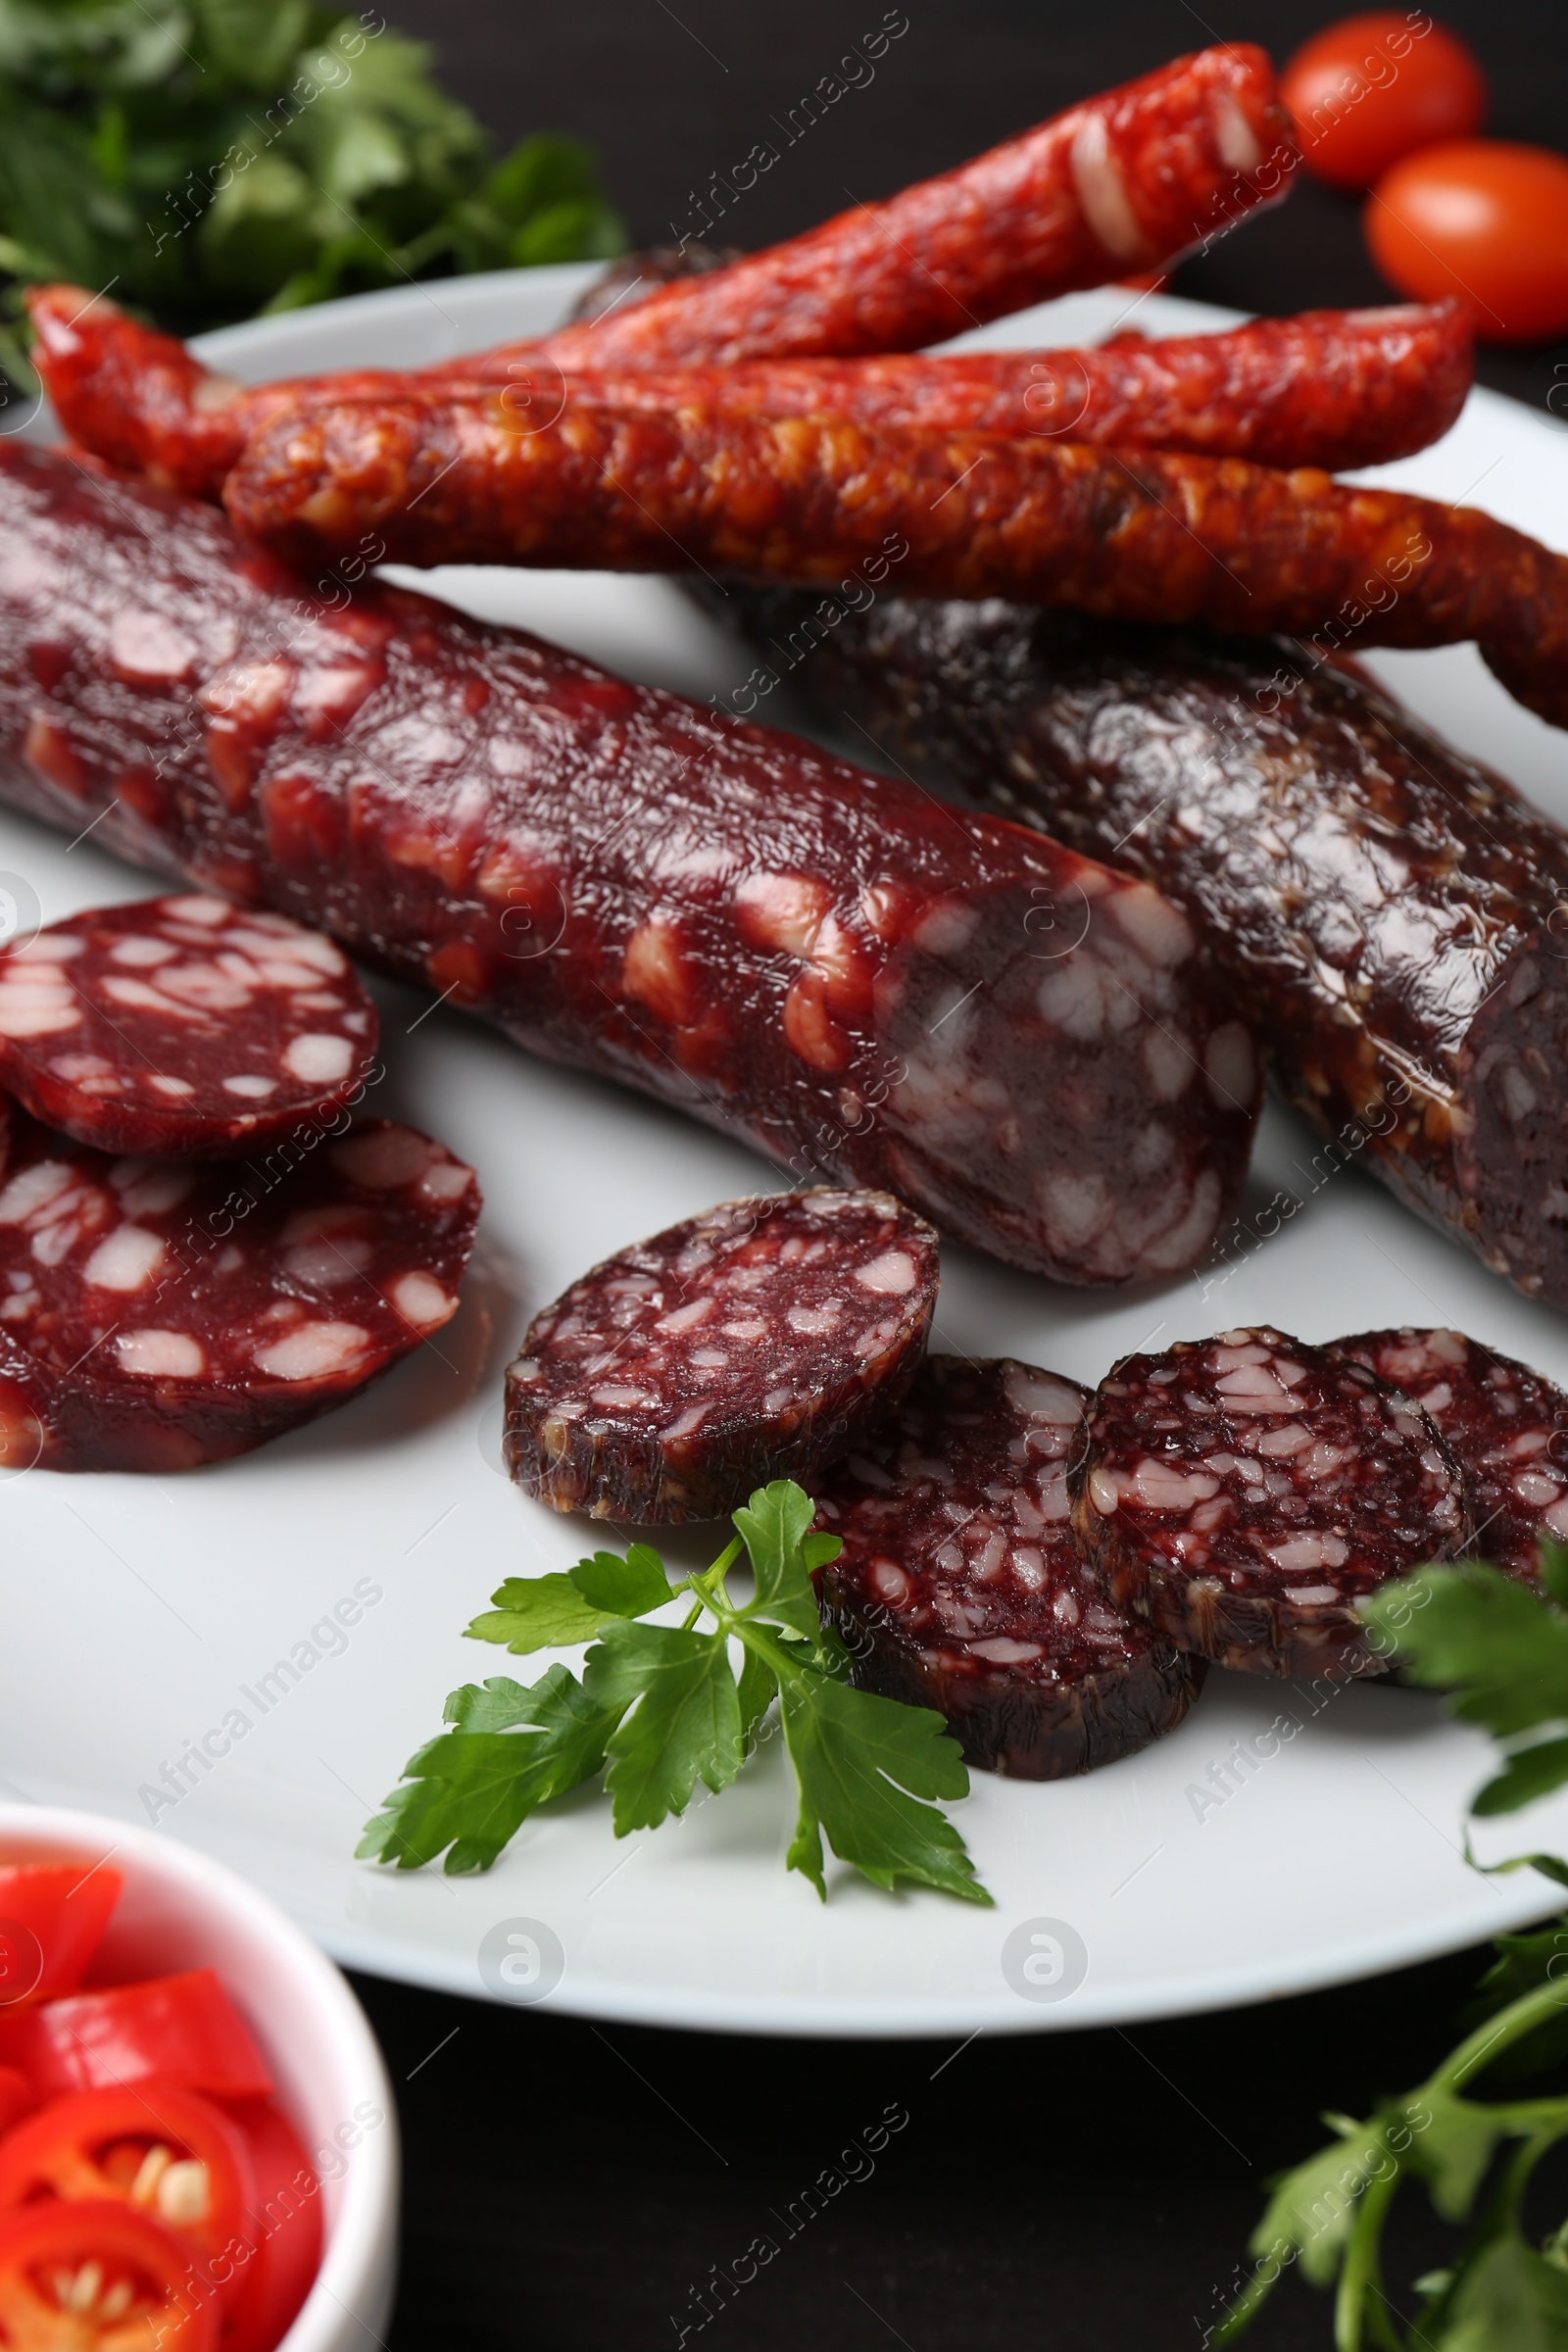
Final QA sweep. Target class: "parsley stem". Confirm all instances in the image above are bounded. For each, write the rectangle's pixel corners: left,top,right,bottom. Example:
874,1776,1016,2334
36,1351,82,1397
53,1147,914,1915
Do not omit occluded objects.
1432,1975,1568,2096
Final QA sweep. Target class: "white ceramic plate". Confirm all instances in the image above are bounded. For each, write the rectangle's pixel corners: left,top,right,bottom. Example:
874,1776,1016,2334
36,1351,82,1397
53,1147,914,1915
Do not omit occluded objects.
5,269,1568,2038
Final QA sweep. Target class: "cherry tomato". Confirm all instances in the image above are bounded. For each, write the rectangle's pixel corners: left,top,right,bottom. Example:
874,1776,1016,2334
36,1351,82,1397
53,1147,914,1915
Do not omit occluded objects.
0,1972,271,2105
1283,12,1487,191
0,2199,217,2349
221,2103,322,2352
0,1861,122,2008
1367,140,1568,343
0,2082,256,2320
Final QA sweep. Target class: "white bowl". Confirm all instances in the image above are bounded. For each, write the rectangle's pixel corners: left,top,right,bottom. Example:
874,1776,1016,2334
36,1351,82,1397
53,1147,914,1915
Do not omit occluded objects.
0,1804,399,2351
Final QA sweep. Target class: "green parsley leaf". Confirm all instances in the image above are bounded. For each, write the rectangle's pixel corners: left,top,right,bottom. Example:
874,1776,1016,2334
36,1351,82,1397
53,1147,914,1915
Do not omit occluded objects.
1430,2233,1568,2352
733,1479,839,1639
1362,1562,1568,1815
357,1664,615,1874
772,1656,989,1905
583,1622,744,1833
570,1544,674,1617
465,1574,615,1654
0,2,625,341
466,1546,675,1655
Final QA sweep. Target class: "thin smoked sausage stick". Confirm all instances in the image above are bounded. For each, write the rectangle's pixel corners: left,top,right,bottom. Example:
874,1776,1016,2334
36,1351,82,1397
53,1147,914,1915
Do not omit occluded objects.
0,442,1260,1288
27,290,1468,499
26,43,1294,495
222,393,1568,732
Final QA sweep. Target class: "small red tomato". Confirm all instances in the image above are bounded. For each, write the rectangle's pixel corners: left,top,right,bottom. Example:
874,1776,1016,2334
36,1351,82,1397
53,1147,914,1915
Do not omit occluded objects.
1367,140,1568,344
1283,11,1487,191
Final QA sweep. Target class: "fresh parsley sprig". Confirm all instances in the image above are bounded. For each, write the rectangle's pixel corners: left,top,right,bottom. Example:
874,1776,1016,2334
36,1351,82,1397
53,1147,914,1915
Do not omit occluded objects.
358,1480,992,1906
1215,1547,1568,2350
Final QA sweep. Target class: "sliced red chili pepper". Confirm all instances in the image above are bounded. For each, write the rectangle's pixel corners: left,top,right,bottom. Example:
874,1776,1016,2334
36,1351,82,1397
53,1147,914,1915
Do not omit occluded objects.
0,1863,122,2008
0,2082,255,2321
0,1974,271,2104
0,2078,32,2138
0,2197,218,2348
221,2102,322,2352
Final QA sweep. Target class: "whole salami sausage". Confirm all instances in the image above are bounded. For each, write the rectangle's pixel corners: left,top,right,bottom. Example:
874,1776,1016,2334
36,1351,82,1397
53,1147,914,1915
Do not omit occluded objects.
0,1112,479,1472
0,894,378,1157
721,589,1568,1309
812,1355,1204,1777
28,291,1466,499
505,1189,938,1521
222,395,1568,731
1331,1328,1568,1586
0,443,1258,1286
1068,1327,1470,1679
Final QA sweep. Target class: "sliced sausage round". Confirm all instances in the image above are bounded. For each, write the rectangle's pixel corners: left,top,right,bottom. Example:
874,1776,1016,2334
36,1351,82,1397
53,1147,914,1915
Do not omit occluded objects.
504,1188,938,1523
0,895,380,1157
1069,1327,1470,1680
811,1355,1203,1778
0,1112,478,1472
1332,1327,1568,1587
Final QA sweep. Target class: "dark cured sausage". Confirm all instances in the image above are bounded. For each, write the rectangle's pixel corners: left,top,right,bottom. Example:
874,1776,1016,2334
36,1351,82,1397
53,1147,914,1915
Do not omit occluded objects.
0,895,378,1157
813,1355,1204,1776
0,443,1259,1286
722,590,1568,1309
221,396,1568,733
27,290,1467,501
0,1113,479,1472
505,1190,938,1522
1331,1328,1568,1585
1068,1327,1470,1679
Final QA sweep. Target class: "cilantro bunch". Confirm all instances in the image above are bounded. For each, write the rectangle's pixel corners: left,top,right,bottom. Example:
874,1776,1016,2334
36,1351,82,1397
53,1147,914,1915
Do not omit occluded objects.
0,0,623,362
359,1481,991,1905
1217,1548,1568,2350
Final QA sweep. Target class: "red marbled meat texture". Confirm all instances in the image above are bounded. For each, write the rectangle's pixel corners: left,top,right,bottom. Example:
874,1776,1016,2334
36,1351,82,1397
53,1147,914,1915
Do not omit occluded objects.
222,391,1568,736
812,1354,1203,1777
25,45,1292,493
25,294,1466,503
1332,1326,1568,1586
0,442,1259,1286
1069,1327,1470,1680
0,1113,479,1472
0,894,378,1157
505,1189,938,1522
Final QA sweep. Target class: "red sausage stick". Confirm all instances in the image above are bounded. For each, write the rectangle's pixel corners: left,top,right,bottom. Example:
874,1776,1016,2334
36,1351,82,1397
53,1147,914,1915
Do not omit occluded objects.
224,393,1568,732
0,442,1260,1287
26,42,1294,493
29,290,1468,498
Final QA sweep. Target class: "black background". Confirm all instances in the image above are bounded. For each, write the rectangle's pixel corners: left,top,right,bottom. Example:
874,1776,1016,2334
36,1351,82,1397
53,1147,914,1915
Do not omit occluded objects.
341,5,1568,2346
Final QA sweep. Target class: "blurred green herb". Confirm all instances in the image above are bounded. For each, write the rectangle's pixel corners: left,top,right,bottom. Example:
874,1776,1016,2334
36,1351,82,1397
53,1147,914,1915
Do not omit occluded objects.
1215,1547,1568,2350
0,0,624,380
359,1478,992,1905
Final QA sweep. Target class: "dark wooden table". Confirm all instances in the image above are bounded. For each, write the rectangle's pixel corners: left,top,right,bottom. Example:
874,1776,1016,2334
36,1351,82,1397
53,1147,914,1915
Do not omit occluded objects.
350,5,1568,2342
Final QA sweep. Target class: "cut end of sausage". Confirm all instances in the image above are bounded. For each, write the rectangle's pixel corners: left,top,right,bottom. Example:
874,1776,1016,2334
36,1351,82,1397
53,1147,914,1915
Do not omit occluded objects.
1069,1326,1470,1679
813,1354,1202,1776
503,1188,939,1523
1458,933,1568,1311
871,870,1258,1283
